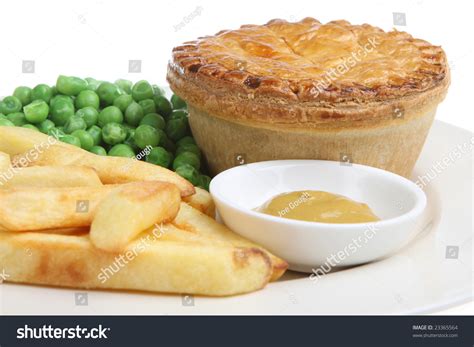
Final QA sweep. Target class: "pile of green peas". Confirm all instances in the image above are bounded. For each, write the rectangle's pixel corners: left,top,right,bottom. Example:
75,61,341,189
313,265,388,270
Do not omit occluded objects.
0,76,210,190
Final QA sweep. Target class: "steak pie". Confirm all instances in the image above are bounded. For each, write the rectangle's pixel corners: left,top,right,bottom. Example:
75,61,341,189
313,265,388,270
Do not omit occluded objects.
167,18,449,177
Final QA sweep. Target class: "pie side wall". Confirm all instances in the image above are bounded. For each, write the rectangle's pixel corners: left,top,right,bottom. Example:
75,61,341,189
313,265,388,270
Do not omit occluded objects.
188,104,437,178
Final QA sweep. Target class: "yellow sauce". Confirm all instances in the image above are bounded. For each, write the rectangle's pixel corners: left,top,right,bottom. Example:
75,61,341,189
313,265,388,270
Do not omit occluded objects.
258,190,379,224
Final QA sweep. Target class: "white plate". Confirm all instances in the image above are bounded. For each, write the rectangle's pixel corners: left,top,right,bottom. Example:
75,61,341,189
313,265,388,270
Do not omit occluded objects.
0,120,472,315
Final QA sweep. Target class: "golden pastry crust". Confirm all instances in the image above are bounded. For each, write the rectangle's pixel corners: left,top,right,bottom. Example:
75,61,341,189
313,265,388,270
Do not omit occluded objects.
167,18,449,126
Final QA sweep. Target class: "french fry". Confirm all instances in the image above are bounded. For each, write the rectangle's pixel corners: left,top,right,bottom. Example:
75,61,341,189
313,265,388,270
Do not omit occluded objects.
0,126,194,197
0,230,272,296
0,166,102,189
90,181,181,252
173,203,288,281
0,184,119,231
156,224,290,283
0,126,63,156
0,151,10,172
156,223,286,278
77,154,194,197
158,223,233,247
183,186,215,218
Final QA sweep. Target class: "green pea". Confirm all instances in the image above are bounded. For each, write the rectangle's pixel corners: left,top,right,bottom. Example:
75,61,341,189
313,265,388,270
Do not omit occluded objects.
122,123,135,134
176,136,196,147
132,80,154,102
50,94,73,107
124,102,144,126
23,100,49,123
138,99,156,115
173,151,200,171
0,96,22,115
113,94,133,112
140,113,165,129
76,107,99,128
169,109,188,120
165,117,188,141
56,75,88,96
50,85,58,96
197,175,211,191
75,90,100,110
90,145,107,156
102,122,127,145
98,106,123,127
175,164,200,186
155,128,166,143
124,131,139,153
176,143,201,159
60,135,81,147
87,125,102,146
13,86,32,106
0,118,15,127
115,79,133,94
160,134,177,154
6,112,27,126
64,116,87,134
146,147,173,168
22,124,39,131
38,119,55,134
108,144,136,158
171,94,187,109
97,82,121,105
31,84,53,103
154,95,173,118
133,124,160,149
71,129,94,150
50,98,75,126
47,127,65,139
152,85,166,97
85,77,101,91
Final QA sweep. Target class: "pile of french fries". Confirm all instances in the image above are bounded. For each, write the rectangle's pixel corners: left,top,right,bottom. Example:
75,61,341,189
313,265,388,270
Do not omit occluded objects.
0,127,287,296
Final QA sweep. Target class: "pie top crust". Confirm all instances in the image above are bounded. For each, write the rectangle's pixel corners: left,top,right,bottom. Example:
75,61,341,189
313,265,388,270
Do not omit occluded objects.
168,18,449,127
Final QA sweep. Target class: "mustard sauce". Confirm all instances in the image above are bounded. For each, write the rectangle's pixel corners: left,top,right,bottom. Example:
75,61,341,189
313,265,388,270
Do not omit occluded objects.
258,190,379,223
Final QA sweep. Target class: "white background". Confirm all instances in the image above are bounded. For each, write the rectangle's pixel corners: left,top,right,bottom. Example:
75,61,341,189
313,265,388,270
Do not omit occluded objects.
0,0,472,314
0,0,473,132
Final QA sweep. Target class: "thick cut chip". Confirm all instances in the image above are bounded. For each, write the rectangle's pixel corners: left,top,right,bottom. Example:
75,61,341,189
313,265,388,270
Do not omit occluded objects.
90,181,181,252
183,186,215,218
0,166,102,189
0,126,194,197
0,184,120,231
0,151,10,173
173,203,288,281
0,230,272,296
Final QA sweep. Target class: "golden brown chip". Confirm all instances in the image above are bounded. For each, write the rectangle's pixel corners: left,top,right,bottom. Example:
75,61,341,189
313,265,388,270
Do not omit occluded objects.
90,181,181,252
